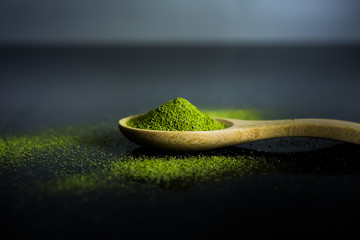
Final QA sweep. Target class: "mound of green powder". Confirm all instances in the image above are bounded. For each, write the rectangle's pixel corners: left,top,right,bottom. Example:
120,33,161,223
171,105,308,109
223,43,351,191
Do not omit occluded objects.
127,98,226,131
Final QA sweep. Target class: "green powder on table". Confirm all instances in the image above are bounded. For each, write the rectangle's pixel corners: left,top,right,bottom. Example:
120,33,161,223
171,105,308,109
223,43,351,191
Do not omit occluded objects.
126,97,226,131
0,108,281,193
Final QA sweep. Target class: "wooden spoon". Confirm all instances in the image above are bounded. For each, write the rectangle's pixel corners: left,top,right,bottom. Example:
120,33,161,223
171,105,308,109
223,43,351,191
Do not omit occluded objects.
119,116,360,151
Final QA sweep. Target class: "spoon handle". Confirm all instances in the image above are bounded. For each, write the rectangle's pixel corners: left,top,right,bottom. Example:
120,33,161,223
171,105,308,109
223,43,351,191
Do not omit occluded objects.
231,118,360,144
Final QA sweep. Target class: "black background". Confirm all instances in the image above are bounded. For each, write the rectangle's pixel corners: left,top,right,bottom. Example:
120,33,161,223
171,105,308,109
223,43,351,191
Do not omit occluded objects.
1,1,360,239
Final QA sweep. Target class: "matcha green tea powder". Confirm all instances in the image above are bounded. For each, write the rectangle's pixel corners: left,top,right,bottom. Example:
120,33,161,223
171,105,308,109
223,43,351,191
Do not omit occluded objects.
127,98,226,131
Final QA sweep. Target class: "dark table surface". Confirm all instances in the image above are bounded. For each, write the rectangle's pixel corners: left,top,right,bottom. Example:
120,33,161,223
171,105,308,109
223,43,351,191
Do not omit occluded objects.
1,44,360,239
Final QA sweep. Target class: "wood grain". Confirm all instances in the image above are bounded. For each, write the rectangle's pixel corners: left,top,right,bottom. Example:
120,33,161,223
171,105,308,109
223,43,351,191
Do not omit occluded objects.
119,116,360,151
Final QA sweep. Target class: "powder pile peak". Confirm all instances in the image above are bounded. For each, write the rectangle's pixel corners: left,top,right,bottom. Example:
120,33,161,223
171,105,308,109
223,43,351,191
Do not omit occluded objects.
127,98,226,131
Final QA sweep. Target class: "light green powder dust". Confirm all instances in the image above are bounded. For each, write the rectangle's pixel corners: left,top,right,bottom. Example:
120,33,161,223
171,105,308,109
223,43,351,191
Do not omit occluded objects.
0,108,279,194
127,98,226,131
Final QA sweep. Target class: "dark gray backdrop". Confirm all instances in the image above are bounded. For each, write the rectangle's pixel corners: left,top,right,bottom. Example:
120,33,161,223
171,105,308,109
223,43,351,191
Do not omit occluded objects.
1,0,360,44
1,1,360,239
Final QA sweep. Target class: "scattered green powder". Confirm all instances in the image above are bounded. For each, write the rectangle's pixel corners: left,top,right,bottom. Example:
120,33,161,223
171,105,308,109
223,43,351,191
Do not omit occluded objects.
201,108,266,120
1,108,273,194
109,153,277,190
6,108,351,194
127,98,226,131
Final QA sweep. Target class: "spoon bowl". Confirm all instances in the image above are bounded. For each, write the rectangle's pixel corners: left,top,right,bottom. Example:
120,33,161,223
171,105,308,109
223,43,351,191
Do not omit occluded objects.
119,115,360,151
